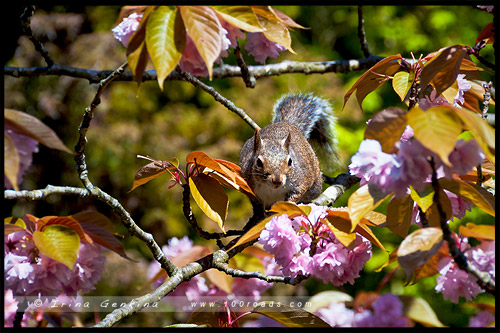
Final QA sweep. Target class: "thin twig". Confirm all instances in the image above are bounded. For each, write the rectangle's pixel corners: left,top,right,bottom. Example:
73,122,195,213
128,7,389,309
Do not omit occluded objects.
74,61,128,190
177,68,260,131
481,81,492,118
212,251,301,285
357,6,371,58
20,5,54,67
234,44,256,88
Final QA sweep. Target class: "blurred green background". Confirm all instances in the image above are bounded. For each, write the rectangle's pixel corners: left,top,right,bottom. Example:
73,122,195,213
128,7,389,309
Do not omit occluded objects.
4,5,495,327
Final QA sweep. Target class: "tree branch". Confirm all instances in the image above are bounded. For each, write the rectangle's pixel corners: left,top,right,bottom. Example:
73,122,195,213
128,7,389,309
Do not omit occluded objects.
178,68,260,131
4,185,178,277
4,56,385,83
314,172,360,206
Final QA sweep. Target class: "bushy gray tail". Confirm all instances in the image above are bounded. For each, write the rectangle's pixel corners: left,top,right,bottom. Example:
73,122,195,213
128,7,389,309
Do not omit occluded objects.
272,92,340,175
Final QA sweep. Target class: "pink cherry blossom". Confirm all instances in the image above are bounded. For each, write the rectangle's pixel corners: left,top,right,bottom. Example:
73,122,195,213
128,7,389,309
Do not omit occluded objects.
4,289,18,327
259,204,372,285
315,301,355,327
469,310,495,327
244,32,286,64
435,256,484,303
352,294,411,327
453,74,471,106
259,214,303,264
448,139,484,175
112,12,143,48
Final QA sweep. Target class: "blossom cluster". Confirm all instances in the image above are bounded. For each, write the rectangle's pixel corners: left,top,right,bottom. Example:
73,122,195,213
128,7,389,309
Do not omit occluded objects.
315,293,412,327
435,238,495,304
259,204,372,285
148,236,276,303
349,74,484,202
4,229,106,297
112,9,287,77
349,137,484,200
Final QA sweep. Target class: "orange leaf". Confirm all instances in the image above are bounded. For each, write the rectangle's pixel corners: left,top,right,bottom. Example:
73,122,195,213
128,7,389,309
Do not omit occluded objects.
420,45,467,98
189,173,228,231
348,184,390,232
4,133,19,191
386,195,414,238
475,22,494,45
397,227,443,282
343,54,402,111
41,216,93,244
459,223,495,241
269,201,310,217
227,214,278,252
180,6,222,79
5,109,73,154
364,107,407,153
187,151,236,183
412,240,449,285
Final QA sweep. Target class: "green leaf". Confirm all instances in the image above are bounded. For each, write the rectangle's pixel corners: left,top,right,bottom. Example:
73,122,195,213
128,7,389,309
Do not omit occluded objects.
5,109,73,154
4,132,20,191
180,6,222,79
146,6,185,90
33,225,80,269
252,303,330,327
392,70,414,101
189,174,228,232
211,6,264,32
407,106,463,165
127,40,149,87
230,252,266,274
409,185,434,213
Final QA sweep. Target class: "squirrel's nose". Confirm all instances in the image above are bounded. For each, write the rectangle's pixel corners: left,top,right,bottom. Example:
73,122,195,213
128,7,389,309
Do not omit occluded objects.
271,174,284,187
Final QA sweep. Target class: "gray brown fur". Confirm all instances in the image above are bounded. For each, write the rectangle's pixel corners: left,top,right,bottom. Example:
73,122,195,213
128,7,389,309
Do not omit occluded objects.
239,93,337,209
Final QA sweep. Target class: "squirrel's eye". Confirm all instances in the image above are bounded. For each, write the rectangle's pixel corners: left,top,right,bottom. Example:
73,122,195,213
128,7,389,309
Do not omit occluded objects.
256,157,264,168
288,157,292,166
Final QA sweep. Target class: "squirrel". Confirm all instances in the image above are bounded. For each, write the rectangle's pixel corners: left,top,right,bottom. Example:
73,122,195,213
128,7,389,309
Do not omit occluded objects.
239,92,339,212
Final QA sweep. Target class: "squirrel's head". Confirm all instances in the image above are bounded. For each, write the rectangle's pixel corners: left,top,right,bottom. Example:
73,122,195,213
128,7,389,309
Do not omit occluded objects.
251,128,293,189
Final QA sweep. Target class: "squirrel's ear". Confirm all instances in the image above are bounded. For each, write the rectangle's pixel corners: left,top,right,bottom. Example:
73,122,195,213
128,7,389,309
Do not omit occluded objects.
283,129,292,150
253,128,262,152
